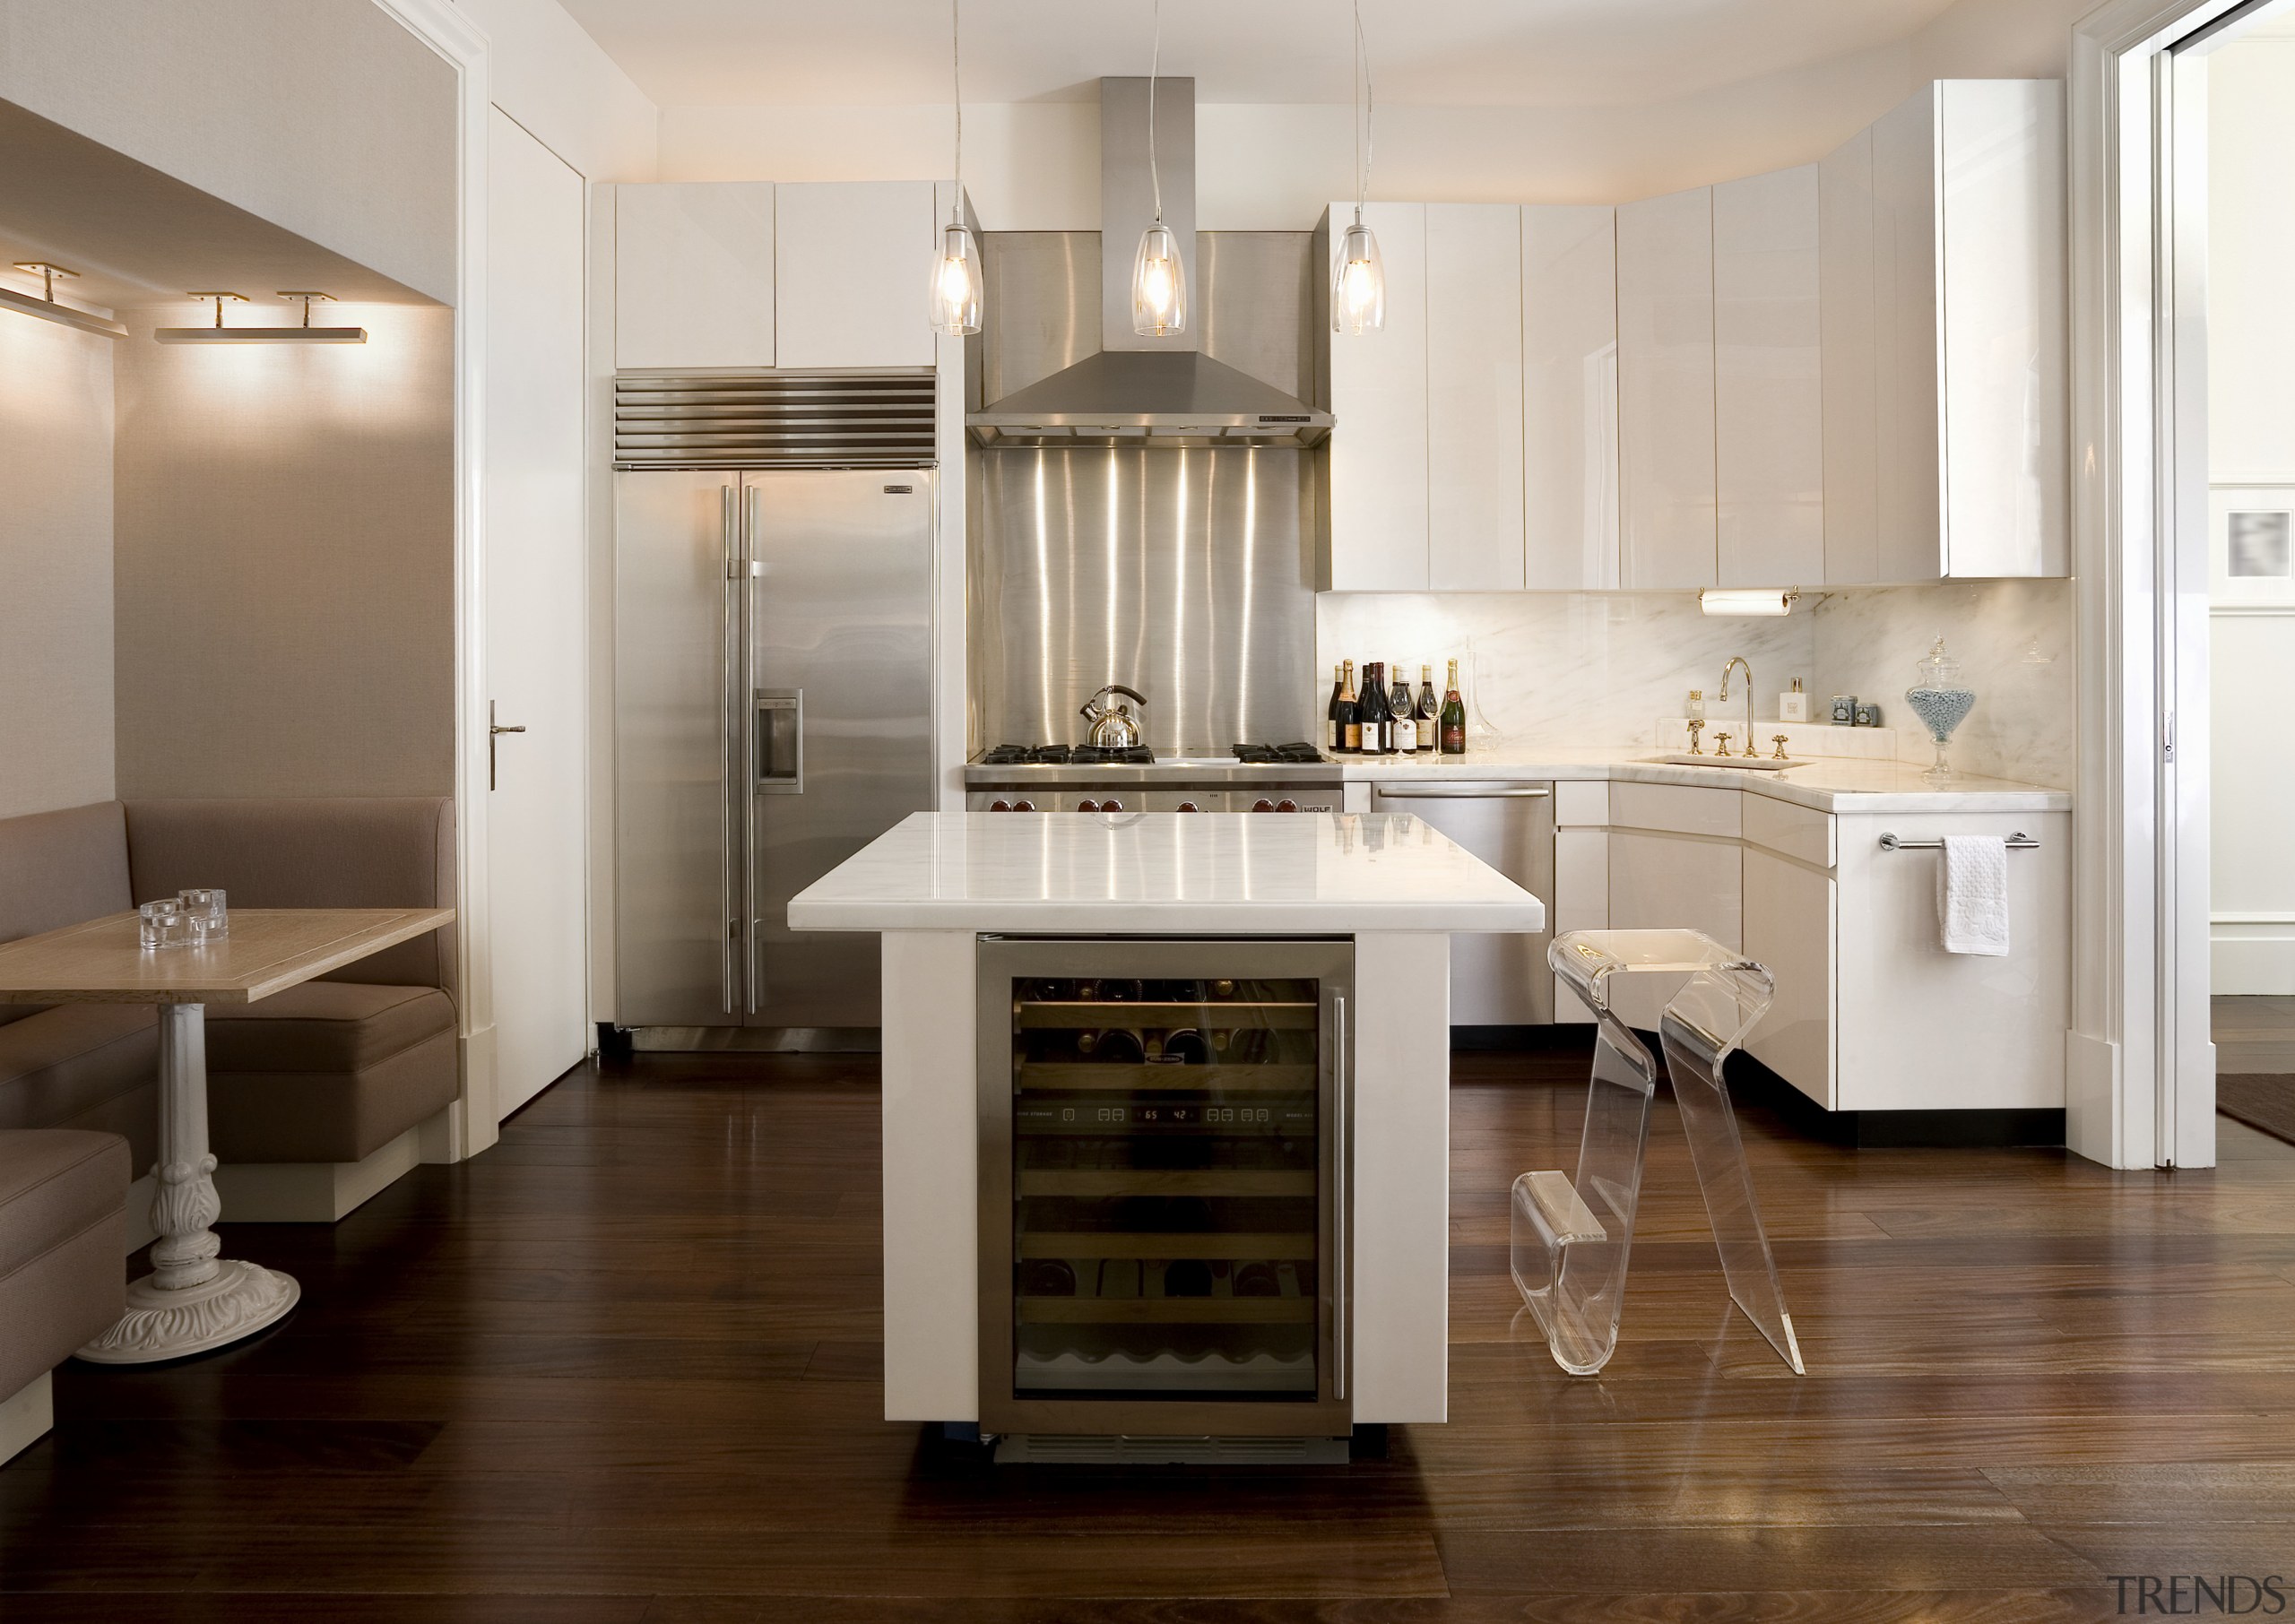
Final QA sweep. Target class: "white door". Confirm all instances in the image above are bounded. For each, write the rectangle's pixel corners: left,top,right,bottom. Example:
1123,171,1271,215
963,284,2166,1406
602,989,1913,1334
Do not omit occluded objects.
485,108,591,1116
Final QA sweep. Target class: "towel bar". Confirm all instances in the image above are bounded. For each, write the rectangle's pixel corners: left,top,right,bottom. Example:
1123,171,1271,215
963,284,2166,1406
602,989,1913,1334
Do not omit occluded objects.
1878,831,2038,851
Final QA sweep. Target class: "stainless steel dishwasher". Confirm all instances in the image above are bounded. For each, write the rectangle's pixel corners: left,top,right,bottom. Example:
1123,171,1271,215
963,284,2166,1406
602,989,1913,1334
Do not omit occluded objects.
1370,781,1555,1029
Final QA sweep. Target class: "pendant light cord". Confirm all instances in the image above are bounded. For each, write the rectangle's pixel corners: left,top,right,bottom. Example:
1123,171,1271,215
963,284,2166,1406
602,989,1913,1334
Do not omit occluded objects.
949,0,964,227
1148,0,1165,226
1353,0,1373,225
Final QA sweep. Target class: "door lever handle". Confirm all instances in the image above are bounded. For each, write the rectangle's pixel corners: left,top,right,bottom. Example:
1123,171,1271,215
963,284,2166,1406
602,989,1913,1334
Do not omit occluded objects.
488,700,526,791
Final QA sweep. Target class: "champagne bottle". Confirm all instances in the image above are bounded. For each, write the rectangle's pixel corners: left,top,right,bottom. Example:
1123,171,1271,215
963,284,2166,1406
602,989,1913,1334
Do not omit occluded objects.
1416,665,1439,752
1338,661,1360,753
1324,662,1345,753
1390,661,1416,756
1440,659,1467,755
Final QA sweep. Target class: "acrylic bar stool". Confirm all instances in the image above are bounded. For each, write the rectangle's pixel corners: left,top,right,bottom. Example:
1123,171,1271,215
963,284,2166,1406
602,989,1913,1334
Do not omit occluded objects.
1511,929,1806,1377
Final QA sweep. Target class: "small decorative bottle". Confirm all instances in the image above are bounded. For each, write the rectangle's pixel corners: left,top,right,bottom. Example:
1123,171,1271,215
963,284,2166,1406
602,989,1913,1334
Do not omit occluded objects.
1685,689,1706,722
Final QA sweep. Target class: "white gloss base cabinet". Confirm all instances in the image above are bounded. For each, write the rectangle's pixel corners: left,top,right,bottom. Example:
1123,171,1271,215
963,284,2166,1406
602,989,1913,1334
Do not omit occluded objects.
1552,783,2071,1114
878,929,1451,1427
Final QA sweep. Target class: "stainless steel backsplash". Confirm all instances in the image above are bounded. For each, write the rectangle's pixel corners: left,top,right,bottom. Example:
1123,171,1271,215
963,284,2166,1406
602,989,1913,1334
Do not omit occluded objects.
970,231,1320,754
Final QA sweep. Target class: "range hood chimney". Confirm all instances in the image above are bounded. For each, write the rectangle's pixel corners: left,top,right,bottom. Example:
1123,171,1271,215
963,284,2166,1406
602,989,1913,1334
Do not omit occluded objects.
968,76,1331,449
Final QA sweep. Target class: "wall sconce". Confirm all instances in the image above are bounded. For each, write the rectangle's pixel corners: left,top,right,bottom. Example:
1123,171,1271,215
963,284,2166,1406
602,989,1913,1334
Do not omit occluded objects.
155,290,367,344
1700,587,1801,617
1,263,128,340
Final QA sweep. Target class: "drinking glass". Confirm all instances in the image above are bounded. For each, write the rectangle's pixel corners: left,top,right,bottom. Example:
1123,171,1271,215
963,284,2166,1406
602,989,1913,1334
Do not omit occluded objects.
178,888,229,939
138,900,186,951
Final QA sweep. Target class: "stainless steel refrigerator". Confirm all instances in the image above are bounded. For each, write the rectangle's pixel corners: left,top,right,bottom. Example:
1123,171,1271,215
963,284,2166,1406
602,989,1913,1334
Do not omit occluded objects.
614,470,934,1041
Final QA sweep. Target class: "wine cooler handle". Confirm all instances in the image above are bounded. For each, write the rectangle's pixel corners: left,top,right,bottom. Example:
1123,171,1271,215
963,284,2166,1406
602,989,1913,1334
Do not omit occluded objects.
1332,990,1348,1404
719,483,738,1015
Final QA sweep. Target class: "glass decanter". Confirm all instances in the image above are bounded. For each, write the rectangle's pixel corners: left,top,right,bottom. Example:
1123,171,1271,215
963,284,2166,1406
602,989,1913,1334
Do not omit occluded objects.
1903,635,1978,786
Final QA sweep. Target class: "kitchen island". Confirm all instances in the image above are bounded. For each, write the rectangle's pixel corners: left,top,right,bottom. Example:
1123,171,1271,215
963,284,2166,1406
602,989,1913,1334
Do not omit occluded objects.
788,810,1544,1449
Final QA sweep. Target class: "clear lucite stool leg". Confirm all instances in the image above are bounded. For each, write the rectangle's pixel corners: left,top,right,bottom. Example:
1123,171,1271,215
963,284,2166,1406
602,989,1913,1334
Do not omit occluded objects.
1514,929,1806,1378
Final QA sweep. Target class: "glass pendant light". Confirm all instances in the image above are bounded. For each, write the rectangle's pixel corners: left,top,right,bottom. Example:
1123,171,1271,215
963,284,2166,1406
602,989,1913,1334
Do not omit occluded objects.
927,0,983,335
1130,0,1186,337
1332,0,1386,335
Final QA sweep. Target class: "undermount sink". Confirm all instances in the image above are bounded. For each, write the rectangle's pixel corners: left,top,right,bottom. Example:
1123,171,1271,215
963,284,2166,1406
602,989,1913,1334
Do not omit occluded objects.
1650,753,1805,772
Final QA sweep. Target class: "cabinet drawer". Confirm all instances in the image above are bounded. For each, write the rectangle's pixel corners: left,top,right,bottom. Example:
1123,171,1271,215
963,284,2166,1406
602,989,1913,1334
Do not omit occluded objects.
1743,795,1833,868
1554,780,1609,827
1609,782,1741,839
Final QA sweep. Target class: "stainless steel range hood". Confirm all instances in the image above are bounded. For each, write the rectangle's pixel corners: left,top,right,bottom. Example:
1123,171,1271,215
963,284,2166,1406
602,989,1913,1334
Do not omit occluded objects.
969,77,1331,450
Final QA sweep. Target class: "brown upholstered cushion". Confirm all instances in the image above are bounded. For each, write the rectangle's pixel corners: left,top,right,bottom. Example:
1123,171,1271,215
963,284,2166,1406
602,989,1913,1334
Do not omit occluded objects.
208,1026,459,1165
0,801,133,1028
122,798,455,994
0,1006,159,1170
0,1129,129,1283
0,1129,128,1402
204,983,455,1073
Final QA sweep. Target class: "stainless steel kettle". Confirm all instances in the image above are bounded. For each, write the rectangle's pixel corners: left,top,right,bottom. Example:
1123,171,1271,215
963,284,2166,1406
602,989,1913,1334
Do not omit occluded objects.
1079,684,1148,748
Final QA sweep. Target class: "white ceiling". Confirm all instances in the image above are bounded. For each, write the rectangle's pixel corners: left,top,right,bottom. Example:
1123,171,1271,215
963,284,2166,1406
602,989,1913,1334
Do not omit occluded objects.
557,0,1962,110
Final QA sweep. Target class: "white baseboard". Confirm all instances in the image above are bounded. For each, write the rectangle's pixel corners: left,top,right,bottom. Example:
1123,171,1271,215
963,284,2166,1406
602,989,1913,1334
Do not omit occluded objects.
210,1119,430,1223
2211,925,2295,996
0,1370,52,1466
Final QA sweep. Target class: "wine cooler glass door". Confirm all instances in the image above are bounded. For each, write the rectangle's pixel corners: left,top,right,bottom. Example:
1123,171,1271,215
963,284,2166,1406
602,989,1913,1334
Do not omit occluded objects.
979,938,1353,1438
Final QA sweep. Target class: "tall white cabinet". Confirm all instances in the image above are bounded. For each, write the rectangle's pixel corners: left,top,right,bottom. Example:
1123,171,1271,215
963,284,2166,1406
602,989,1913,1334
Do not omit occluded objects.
1714,166,1823,587
774,181,939,371
1522,206,1619,591
1616,187,1718,591
1425,204,1527,592
1319,203,1430,591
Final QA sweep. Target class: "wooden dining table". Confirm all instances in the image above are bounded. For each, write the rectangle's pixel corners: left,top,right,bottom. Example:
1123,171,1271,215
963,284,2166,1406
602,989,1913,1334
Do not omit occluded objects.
0,906,455,1363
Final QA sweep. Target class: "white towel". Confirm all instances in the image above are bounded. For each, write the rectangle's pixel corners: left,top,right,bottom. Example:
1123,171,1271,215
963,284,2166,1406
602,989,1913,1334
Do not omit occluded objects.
1937,834,2010,955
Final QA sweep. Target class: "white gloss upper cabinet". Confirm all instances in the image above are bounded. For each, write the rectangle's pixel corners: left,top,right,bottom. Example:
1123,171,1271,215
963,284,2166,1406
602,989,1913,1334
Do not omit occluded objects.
1713,166,1823,588
1522,206,1619,591
774,181,939,371
1828,80,2067,581
616,183,776,370
1616,186,1718,590
1320,203,1430,592
1425,204,1525,592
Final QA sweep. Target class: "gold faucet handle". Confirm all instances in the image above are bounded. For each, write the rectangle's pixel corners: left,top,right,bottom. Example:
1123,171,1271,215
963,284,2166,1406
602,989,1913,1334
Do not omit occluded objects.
1771,733,1790,761
1712,730,1732,757
1686,720,1704,756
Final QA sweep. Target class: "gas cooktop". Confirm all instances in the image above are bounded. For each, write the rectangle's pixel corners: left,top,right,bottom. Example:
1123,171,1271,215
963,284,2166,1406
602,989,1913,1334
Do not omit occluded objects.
1232,743,1326,764
977,742,1329,767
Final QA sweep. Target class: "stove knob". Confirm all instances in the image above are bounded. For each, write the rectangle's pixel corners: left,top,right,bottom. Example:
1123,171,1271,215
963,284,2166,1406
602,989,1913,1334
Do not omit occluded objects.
1077,799,1100,812
1251,799,1276,813
1100,797,1124,812
989,799,1012,812
1276,799,1299,813
1176,801,1201,813
1013,799,1035,812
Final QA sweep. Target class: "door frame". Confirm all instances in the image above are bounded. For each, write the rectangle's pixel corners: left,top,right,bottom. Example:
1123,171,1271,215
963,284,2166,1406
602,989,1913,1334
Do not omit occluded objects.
372,0,499,1157
2067,0,2273,1167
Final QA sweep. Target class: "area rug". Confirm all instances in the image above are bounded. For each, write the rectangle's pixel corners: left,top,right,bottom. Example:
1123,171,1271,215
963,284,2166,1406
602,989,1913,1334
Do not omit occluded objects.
2217,1074,2295,1146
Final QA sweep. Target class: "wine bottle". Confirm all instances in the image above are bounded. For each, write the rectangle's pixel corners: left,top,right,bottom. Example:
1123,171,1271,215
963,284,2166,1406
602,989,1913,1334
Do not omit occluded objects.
1416,665,1439,752
1360,661,1391,755
1390,661,1416,756
1338,660,1360,754
1440,659,1467,755
1325,662,1346,753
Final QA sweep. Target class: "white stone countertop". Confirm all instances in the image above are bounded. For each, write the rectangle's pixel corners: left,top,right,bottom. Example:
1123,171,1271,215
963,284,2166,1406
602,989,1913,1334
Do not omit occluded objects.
1339,741,2071,814
787,810,1548,935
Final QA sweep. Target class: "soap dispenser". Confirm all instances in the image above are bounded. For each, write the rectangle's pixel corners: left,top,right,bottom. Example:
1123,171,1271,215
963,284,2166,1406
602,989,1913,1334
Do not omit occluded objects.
1780,678,1809,724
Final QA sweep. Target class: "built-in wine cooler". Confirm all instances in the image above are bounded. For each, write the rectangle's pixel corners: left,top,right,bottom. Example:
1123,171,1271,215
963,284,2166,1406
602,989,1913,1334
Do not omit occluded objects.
977,938,1352,1442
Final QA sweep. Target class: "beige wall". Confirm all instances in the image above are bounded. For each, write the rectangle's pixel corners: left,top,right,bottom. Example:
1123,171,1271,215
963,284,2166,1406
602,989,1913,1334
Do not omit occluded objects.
654,0,2099,224
0,312,115,817
0,0,458,302
111,303,455,799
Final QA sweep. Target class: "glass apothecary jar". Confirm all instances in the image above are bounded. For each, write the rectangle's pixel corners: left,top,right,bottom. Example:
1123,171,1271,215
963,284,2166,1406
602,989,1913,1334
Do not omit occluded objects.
1903,636,1978,786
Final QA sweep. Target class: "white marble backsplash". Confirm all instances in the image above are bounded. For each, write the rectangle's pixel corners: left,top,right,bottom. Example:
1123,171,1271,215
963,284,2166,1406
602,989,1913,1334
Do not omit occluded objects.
1315,593,1815,745
1809,579,2075,789
1316,578,2076,790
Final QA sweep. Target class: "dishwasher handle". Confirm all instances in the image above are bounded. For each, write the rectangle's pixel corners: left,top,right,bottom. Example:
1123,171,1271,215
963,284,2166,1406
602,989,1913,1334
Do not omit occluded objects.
1373,783,1552,799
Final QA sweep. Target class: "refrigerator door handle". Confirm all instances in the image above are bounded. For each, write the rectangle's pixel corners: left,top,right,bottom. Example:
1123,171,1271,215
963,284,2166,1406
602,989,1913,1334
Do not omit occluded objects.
719,483,738,1015
742,484,762,1016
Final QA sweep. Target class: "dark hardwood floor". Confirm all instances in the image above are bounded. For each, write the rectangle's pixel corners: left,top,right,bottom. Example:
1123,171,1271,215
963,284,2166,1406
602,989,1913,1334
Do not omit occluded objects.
2214,993,2295,1074
7,1043,2295,1621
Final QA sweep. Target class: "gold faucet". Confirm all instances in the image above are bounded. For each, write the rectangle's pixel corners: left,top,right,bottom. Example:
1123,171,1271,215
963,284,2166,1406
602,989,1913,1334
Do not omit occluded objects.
1772,734,1790,761
1686,720,1705,756
1718,656,1756,757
